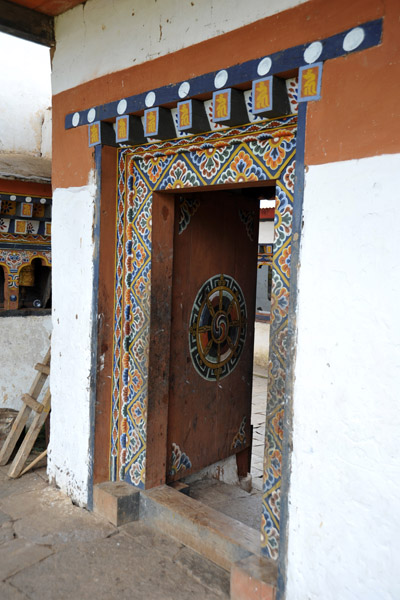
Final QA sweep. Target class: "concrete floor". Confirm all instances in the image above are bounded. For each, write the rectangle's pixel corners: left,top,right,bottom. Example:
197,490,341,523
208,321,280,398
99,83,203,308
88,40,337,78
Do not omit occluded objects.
0,465,230,599
251,367,268,491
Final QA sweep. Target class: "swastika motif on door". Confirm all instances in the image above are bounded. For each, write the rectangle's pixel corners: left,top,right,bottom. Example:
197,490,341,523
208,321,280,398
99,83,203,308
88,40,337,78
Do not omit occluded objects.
188,274,247,381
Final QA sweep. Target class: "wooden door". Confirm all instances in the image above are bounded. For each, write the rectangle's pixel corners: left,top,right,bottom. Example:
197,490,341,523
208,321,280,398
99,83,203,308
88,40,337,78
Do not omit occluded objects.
167,190,259,482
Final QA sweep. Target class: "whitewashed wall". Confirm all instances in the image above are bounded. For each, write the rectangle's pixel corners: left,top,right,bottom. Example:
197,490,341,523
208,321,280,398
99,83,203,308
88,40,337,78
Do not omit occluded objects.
258,220,274,244
286,154,400,600
48,179,97,506
53,0,309,94
254,220,274,367
0,315,52,416
0,33,51,181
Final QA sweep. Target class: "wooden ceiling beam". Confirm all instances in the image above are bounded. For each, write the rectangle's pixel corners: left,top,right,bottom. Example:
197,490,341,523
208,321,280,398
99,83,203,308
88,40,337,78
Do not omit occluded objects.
0,0,54,47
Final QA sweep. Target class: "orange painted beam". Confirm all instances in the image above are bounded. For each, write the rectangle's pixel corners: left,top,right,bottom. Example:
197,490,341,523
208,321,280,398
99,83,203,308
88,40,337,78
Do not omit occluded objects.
0,178,52,197
52,0,400,189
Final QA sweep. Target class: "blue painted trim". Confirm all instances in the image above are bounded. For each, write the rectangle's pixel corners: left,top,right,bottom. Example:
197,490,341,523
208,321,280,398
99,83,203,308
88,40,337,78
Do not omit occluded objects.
276,100,307,599
0,193,52,204
87,144,102,511
65,18,382,130
0,243,51,250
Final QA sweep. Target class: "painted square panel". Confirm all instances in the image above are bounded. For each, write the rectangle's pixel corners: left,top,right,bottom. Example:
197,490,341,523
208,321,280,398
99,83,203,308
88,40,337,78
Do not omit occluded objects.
252,77,273,114
116,116,129,142
177,100,192,131
14,220,27,234
21,203,33,217
212,89,231,122
298,62,323,102
144,108,159,137
88,122,101,146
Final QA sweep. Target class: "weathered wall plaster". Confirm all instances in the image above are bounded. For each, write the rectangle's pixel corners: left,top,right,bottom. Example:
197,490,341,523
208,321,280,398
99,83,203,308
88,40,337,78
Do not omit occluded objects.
52,0,309,94
258,220,274,244
0,33,51,181
286,154,400,600
254,322,270,369
0,315,52,416
254,220,273,367
48,179,97,506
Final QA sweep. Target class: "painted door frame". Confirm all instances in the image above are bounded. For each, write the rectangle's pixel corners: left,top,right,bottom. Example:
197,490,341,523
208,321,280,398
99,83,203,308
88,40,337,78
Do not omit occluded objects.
97,117,298,565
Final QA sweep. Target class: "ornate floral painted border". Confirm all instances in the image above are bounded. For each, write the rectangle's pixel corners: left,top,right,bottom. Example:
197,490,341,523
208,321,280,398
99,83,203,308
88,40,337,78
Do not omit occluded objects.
111,114,297,557
0,249,51,289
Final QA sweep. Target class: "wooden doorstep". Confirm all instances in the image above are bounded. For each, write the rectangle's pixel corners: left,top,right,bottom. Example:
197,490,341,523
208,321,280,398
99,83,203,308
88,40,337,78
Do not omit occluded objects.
140,484,261,571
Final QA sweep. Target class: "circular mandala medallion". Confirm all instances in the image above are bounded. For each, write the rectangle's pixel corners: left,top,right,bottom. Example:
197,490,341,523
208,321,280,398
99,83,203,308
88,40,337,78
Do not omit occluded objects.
189,274,247,381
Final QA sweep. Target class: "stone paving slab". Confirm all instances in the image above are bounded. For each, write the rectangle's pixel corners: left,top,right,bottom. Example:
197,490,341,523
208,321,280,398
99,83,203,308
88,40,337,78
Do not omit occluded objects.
0,539,53,580
1,486,116,547
122,522,230,597
0,508,11,525
0,471,47,501
120,520,184,555
188,479,263,532
0,581,29,600
0,521,14,545
9,532,229,600
174,545,230,597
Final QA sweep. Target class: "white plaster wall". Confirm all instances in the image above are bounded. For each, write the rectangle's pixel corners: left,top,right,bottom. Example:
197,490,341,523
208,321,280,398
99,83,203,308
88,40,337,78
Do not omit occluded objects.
48,179,97,506
254,322,270,369
258,220,274,244
0,315,52,414
286,154,400,600
0,33,51,180
53,0,309,94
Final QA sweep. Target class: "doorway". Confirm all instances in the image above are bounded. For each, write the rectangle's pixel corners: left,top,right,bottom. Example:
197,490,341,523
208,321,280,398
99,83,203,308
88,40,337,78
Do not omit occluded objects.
150,185,275,532
103,118,297,557
167,189,259,483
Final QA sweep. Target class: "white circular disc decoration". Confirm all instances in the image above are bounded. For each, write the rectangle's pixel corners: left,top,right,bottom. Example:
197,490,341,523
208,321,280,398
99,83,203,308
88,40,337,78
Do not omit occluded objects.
117,99,127,115
343,27,365,52
25,197,32,203
10,195,16,200
87,108,96,123
304,41,323,64
72,112,80,127
40,198,47,204
145,91,156,107
214,70,228,89
178,81,190,98
257,57,272,76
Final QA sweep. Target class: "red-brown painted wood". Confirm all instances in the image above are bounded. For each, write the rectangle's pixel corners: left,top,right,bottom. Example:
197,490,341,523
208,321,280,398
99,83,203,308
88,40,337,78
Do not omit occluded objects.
93,145,118,485
145,193,175,488
166,190,259,482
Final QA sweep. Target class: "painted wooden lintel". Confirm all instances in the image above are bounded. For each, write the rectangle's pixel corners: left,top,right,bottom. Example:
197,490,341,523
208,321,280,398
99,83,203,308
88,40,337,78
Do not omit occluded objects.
65,18,382,130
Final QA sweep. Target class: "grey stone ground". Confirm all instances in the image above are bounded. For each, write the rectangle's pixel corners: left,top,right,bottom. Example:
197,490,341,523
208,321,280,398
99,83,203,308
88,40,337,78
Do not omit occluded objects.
251,368,268,491
0,466,230,599
0,372,267,599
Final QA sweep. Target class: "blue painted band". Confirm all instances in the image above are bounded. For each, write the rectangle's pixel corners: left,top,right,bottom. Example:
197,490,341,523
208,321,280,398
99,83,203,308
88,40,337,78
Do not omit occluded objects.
65,18,382,130
0,193,51,204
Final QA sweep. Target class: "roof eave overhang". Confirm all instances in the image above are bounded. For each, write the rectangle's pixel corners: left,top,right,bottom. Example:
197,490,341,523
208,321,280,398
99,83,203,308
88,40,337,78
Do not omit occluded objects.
0,0,55,47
